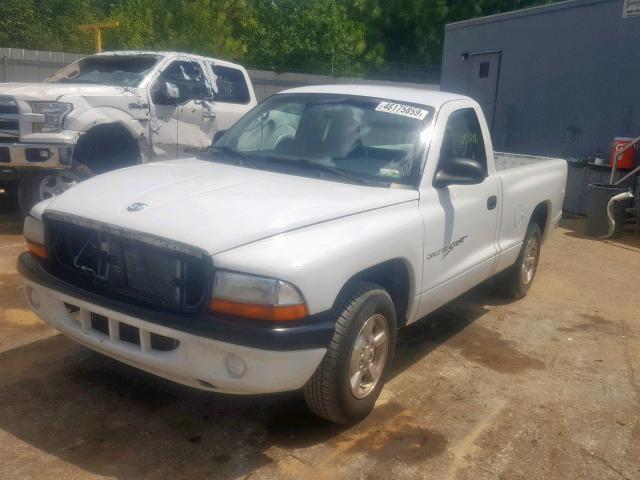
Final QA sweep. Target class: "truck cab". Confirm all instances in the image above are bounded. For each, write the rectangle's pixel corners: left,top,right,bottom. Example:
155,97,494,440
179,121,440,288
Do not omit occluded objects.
0,51,257,214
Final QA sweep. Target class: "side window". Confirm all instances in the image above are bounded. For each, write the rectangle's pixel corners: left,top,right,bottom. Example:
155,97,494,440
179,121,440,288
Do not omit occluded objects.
236,103,302,152
212,65,250,104
438,108,487,172
154,61,208,102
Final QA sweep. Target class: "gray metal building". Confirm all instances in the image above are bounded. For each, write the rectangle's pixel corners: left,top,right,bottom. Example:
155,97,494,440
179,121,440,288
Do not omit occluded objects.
441,0,640,159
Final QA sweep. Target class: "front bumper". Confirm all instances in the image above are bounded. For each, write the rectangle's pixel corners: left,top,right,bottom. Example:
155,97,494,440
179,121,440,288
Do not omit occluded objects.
19,253,331,394
0,143,73,169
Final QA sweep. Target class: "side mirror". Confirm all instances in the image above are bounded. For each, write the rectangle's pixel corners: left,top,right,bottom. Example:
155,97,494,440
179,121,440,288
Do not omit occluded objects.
433,158,485,188
154,81,180,105
212,129,227,144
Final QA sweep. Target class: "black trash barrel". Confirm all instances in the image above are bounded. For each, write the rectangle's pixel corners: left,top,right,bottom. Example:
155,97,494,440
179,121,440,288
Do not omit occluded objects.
585,184,631,238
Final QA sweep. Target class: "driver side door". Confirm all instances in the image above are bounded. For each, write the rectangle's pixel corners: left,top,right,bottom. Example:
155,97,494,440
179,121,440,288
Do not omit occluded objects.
417,104,500,316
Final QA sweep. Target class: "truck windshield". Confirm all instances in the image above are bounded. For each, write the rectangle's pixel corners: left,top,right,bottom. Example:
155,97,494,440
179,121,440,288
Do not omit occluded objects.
48,55,160,87
207,93,435,188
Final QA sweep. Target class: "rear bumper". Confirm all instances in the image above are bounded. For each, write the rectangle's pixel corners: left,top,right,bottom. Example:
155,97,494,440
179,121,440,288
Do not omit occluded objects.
19,253,331,394
0,142,73,169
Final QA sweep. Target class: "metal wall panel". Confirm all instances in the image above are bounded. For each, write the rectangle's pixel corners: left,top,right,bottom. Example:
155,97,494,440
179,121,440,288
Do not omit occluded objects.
441,0,640,159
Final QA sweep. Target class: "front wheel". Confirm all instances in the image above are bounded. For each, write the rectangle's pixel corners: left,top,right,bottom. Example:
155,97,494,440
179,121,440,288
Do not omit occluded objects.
18,164,93,216
303,281,397,424
495,223,542,299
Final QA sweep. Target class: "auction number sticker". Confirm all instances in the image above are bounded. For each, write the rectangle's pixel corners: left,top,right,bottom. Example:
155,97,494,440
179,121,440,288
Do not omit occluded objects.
375,102,429,120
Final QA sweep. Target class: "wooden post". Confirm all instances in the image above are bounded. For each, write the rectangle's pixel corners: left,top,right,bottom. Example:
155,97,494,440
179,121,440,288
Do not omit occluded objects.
78,22,120,53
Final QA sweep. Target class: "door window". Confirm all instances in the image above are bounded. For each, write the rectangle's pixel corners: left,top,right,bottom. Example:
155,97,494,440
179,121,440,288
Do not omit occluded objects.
154,61,209,103
212,65,250,104
236,102,302,151
438,108,487,173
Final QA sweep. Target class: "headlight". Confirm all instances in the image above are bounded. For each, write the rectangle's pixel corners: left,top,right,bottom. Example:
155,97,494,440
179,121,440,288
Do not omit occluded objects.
210,271,308,321
23,216,47,259
29,101,73,133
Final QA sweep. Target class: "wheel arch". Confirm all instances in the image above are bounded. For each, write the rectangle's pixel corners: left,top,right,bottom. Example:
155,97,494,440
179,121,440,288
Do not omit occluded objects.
74,122,142,174
530,201,550,240
337,258,414,328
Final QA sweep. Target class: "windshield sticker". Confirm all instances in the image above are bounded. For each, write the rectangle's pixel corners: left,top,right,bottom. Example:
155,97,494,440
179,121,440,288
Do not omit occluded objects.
379,168,401,178
375,102,429,120
427,235,468,260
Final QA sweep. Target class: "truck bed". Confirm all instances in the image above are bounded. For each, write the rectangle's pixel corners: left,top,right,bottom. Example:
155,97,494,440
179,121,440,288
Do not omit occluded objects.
494,152,565,171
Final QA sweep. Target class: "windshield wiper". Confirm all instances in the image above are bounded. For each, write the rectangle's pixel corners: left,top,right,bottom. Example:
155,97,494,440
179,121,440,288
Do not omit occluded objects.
204,145,265,170
262,155,376,186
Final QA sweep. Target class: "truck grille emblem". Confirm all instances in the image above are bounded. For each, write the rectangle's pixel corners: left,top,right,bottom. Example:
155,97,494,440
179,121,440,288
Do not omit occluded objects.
127,202,148,212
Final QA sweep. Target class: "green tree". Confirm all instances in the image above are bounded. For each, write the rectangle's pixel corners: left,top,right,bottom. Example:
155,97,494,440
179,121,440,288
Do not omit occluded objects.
0,0,557,74
241,0,375,75
0,0,100,52
344,0,552,67
106,0,249,59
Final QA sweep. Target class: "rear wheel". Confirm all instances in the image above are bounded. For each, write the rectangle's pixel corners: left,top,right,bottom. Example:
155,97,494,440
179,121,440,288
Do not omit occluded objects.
495,223,542,299
303,281,397,424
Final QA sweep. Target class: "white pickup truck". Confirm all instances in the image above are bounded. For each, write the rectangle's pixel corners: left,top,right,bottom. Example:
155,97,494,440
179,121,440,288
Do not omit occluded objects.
0,50,256,214
19,85,567,424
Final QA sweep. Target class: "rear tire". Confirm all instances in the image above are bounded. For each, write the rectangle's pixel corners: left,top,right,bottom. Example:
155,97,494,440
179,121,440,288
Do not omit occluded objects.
303,281,397,424
495,223,542,299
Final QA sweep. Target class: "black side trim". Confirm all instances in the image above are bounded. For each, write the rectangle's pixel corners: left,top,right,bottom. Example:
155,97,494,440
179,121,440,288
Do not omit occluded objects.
18,253,334,351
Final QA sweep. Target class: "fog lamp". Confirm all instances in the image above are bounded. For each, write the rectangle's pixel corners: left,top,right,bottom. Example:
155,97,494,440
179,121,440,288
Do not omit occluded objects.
225,353,247,378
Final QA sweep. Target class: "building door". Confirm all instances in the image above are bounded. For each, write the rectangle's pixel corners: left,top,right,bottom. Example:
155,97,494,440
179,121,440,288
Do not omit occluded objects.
464,52,501,134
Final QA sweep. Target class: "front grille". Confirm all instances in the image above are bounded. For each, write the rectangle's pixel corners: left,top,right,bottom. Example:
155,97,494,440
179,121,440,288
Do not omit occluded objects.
0,120,19,131
0,105,17,114
46,218,210,313
0,96,19,140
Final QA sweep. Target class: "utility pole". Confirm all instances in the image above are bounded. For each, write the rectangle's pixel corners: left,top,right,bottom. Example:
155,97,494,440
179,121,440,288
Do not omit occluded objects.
78,22,120,53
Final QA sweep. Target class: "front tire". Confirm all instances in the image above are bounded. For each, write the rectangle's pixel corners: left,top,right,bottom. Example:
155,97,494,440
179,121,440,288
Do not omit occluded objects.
495,223,542,299
18,164,93,216
303,281,397,424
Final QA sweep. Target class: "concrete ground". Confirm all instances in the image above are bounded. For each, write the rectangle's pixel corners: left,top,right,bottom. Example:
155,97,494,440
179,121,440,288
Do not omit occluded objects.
0,190,639,480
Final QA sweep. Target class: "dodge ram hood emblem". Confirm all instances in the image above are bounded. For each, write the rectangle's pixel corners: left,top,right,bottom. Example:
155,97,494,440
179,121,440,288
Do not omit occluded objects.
127,202,148,212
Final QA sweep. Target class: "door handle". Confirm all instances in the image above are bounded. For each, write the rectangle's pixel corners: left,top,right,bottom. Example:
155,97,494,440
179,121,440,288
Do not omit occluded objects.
203,112,217,119
487,195,497,210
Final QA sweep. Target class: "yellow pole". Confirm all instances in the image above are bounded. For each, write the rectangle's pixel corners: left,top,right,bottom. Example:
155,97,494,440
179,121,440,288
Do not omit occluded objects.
79,22,119,53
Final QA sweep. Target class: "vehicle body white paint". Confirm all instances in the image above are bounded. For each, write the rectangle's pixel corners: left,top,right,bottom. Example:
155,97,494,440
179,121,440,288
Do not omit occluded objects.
23,85,568,395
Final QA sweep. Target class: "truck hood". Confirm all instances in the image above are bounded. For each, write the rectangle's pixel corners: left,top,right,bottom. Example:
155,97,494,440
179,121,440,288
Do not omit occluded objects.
0,82,142,102
43,158,419,255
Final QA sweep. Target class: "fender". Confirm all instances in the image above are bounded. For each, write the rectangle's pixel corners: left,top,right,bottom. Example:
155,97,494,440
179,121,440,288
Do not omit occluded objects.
67,105,148,139
211,201,424,320
65,105,151,162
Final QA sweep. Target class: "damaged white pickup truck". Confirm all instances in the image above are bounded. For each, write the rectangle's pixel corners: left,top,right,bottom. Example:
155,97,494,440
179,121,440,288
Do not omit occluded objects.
20,85,567,424
0,51,256,214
